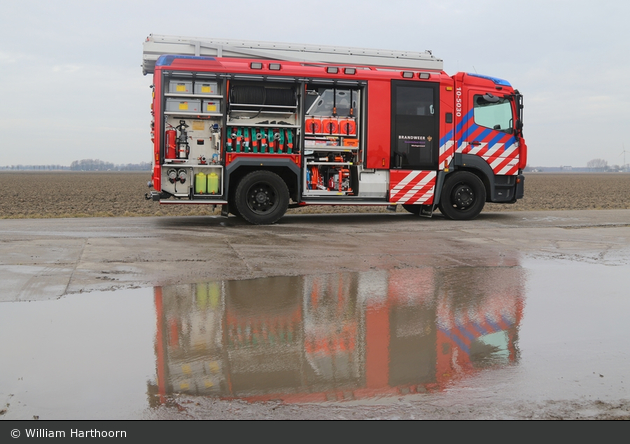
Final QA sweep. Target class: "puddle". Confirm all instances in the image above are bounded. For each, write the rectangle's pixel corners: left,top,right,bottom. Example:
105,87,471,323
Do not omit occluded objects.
0,288,156,420
151,264,524,405
2,252,630,419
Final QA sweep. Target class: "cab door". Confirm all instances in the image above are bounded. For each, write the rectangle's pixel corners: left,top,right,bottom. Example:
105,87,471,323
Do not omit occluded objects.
462,89,520,176
391,81,440,170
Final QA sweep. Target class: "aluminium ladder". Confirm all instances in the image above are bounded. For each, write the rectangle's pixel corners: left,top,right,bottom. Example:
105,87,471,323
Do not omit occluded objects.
142,34,443,75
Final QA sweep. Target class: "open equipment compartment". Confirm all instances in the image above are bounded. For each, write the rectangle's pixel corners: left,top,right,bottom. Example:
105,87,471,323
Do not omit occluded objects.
225,80,300,156
303,83,363,197
160,71,225,199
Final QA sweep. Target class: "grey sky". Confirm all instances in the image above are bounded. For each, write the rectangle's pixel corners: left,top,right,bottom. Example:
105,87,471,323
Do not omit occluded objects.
1,0,629,168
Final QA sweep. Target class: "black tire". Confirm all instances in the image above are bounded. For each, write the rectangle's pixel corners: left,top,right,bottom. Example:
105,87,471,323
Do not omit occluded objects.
402,204,422,215
438,171,486,220
233,170,289,225
228,186,241,218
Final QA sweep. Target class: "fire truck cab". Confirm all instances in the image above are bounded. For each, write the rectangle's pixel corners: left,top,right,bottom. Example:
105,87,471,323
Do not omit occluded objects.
143,35,526,224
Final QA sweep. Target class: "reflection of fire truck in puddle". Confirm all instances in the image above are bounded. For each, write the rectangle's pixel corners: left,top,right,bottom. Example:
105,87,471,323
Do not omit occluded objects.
150,257,524,404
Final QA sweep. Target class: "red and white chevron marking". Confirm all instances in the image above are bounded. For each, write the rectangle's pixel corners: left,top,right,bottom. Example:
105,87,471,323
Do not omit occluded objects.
439,140,455,170
459,141,520,175
437,292,519,336
389,170,436,204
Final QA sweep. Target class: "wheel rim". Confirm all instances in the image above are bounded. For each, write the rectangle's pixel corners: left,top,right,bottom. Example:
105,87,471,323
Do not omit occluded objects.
247,182,277,214
452,184,475,209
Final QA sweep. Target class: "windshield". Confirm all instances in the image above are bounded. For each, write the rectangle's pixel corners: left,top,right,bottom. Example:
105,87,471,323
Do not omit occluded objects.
473,95,514,133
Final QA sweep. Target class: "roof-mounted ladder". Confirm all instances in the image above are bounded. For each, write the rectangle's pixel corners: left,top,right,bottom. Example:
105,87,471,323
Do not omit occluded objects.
142,34,443,75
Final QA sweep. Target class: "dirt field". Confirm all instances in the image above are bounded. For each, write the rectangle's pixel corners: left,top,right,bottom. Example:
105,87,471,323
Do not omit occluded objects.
1,171,629,219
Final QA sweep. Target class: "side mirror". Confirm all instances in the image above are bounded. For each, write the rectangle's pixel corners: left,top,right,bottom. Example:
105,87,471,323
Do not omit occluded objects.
482,93,500,103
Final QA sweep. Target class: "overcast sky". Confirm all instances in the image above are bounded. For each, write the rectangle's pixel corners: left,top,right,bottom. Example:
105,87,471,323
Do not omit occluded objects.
1,0,629,168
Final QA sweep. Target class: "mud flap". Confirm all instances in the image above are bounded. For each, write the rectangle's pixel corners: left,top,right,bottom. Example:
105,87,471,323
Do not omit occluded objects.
419,204,434,218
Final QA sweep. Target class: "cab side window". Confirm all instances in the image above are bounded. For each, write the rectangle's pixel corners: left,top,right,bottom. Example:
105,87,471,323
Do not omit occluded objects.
396,86,434,116
473,95,513,132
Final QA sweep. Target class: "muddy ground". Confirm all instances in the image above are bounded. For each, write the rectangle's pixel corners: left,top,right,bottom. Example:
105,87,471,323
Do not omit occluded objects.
1,171,630,219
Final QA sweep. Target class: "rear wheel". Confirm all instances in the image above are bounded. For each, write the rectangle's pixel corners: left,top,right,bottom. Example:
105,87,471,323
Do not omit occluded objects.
234,170,289,225
228,187,241,217
438,171,486,220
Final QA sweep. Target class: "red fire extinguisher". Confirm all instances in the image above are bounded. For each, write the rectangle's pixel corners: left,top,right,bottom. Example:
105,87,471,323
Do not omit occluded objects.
176,120,190,159
165,129,177,159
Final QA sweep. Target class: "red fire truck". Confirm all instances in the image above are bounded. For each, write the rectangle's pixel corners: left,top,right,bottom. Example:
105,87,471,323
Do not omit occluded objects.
143,34,527,224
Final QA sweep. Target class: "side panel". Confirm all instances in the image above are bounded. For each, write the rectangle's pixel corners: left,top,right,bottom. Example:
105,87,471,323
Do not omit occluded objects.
438,80,455,170
459,114,520,175
388,170,436,205
152,73,162,191
455,85,520,176
366,80,391,169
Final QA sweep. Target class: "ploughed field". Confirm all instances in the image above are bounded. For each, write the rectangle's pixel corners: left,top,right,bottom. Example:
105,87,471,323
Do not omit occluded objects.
1,171,629,219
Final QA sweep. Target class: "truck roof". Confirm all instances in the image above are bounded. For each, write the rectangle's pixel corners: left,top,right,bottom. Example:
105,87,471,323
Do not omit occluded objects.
142,34,443,75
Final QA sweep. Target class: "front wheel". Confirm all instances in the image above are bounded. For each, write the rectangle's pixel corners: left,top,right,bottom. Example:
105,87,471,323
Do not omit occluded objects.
234,170,289,225
402,204,422,215
438,171,486,220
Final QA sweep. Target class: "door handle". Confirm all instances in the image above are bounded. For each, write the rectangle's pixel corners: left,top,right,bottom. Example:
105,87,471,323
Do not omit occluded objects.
470,141,481,146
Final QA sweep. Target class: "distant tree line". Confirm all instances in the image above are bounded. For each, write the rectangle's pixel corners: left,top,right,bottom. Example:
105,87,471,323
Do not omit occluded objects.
524,159,629,173
586,158,628,172
0,160,151,171
0,164,71,170
587,158,608,171
70,159,153,171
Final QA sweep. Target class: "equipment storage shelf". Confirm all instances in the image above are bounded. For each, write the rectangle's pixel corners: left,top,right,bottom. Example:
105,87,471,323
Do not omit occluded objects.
163,76,224,118
306,161,354,166
228,123,300,129
164,111,223,117
165,93,223,99
228,104,297,110
225,126,298,154
303,148,358,196
165,97,223,116
192,166,223,197
227,113,299,127
304,146,357,152
163,110,223,166
227,81,299,128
